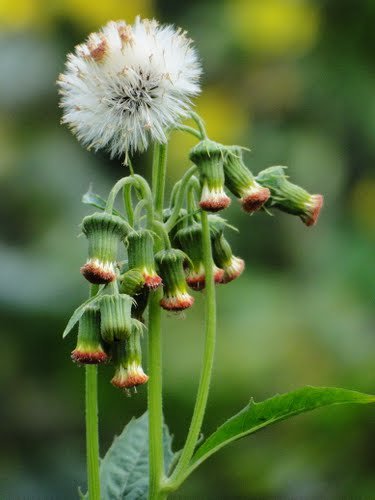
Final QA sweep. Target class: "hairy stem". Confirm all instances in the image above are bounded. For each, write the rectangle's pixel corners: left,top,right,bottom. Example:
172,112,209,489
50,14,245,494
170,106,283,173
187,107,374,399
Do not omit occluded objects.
164,209,216,491
85,284,101,500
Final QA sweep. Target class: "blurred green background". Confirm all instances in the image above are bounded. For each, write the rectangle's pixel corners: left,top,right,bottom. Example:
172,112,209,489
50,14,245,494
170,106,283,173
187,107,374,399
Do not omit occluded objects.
1,0,374,498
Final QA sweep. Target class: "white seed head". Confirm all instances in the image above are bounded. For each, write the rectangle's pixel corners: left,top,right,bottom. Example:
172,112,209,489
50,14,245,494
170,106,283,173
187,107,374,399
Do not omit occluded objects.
58,18,201,157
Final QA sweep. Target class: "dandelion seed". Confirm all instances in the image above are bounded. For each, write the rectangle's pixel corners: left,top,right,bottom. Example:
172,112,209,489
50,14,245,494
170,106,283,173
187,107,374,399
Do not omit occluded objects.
58,18,201,157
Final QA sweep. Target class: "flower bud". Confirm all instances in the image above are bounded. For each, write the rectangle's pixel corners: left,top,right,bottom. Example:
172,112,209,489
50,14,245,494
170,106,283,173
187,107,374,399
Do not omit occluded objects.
212,233,245,284
80,212,128,284
119,269,145,296
100,294,133,343
189,139,231,212
71,306,108,364
175,223,224,290
155,249,194,311
223,146,270,213
126,229,162,289
111,325,148,390
256,166,324,226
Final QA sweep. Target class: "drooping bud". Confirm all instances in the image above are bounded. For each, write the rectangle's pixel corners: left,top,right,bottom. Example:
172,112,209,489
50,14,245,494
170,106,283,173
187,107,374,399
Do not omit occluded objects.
111,324,148,390
223,146,270,213
100,294,133,343
80,212,128,284
189,139,231,212
212,233,245,284
155,249,194,311
71,306,108,364
126,229,162,289
175,223,224,291
119,269,145,296
256,166,324,226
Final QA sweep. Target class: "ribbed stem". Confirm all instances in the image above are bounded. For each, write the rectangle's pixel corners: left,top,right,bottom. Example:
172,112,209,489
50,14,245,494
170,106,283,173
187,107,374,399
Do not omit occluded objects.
164,210,216,491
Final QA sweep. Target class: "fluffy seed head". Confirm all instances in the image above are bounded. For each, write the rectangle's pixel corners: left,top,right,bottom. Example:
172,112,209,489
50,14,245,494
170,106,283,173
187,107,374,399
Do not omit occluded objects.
58,18,201,156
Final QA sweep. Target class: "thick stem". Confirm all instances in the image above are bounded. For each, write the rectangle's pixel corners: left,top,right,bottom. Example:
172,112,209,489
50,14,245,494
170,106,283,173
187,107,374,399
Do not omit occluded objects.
85,284,101,500
164,210,216,491
85,366,100,500
147,287,165,499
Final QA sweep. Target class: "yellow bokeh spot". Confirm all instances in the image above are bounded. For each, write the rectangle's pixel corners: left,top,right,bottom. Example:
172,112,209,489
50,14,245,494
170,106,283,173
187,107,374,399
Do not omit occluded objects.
351,178,375,234
0,0,39,29
229,0,320,57
168,86,249,182
62,0,153,31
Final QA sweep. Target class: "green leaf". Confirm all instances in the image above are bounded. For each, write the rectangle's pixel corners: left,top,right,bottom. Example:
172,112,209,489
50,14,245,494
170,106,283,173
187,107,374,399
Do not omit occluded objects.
190,386,375,470
100,412,174,500
82,188,123,218
62,291,104,338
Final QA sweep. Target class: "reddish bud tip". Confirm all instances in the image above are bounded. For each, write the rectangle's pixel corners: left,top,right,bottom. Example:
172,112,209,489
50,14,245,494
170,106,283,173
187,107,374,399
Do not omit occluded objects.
144,273,162,290
111,364,149,389
187,266,224,290
241,186,270,213
199,193,231,212
303,194,324,227
71,349,108,365
221,257,245,284
160,293,195,311
81,259,116,284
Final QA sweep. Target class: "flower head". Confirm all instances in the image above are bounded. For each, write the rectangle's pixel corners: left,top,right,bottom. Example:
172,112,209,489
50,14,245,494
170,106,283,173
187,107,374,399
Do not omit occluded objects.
223,146,270,213
58,18,201,156
155,249,194,311
80,212,129,284
100,294,133,342
256,166,324,226
71,306,108,364
126,229,162,289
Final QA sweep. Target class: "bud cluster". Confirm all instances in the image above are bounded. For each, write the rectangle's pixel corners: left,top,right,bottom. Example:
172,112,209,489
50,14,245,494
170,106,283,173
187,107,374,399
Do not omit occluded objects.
65,133,323,396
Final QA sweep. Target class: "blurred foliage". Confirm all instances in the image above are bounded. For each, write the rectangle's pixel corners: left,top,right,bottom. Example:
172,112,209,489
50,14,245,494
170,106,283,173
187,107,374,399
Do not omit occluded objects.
0,0,374,498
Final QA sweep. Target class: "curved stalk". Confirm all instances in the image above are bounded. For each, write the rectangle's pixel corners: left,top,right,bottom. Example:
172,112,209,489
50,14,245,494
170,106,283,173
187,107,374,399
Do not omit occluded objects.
163,210,216,492
173,124,202,140
189,111,207,139
123,183,134,227
165,165,197,233
85,284,100,500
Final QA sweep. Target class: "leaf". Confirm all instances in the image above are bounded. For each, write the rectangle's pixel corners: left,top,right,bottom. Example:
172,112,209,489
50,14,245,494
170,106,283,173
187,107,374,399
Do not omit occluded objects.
82,187,123,218
190,386,375,470
62,291,104,338
100,412,175,500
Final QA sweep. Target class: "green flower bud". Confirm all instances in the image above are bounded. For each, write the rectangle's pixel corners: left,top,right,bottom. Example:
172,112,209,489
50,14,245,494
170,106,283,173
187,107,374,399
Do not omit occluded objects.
111,324,148,390
189,139,231,212
119,269,145,296
223,146,270,213
126,229,162,289
80,212,129,284
155,249,194,311
175,223,224,290
100,294,133,342
256,166,324,226
212,233,245,284
71,306,108,364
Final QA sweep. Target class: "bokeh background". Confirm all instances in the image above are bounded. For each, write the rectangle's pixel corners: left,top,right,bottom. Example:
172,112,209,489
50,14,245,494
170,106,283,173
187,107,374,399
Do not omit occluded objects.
1,0,374,498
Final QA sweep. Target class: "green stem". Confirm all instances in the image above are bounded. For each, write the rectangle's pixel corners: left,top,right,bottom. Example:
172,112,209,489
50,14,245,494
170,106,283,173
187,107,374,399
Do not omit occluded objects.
123,183,134,226
85,284,101,500
164,210,216,491
189,111,207,139
165,165,197,233
148,287,165,499
153,143,168,219
174,124,202,140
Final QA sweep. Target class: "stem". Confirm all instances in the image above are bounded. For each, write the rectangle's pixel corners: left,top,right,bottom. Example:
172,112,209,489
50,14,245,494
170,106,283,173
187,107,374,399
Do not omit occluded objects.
189,111,207,139
164,210,216,491
165,165,197,233
148,287,165,499
85,284,101,500
123,183,134,226
153,143,168,219
148,143,168,500
174,124,202,140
